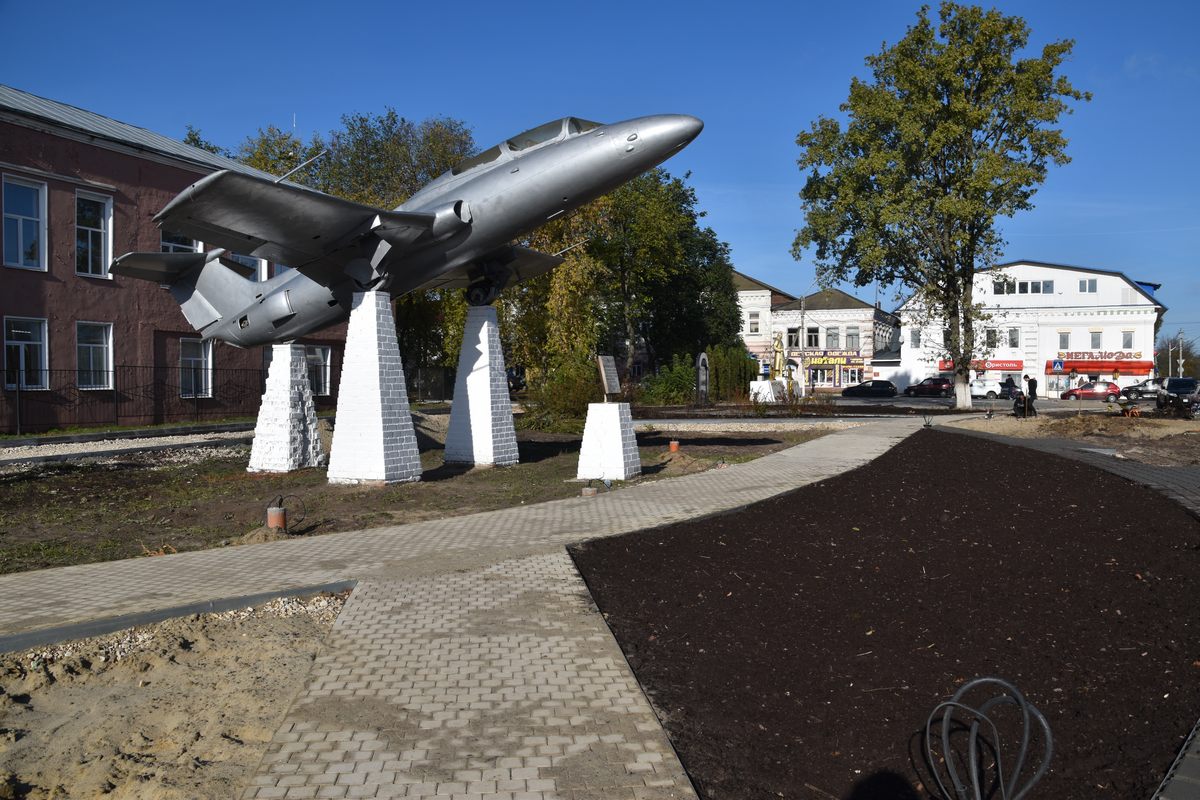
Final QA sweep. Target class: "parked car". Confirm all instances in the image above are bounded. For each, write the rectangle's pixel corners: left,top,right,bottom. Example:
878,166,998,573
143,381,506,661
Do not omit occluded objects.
1158,377,1199,409
1168,383,1199,419
1060,381,1121,402
1120,378,1160,401
842,379,898,398
969,378,1004,399
904,377,954,397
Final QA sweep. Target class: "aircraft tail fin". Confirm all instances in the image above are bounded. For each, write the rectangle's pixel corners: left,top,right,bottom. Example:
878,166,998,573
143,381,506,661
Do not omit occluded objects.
110,249,258,335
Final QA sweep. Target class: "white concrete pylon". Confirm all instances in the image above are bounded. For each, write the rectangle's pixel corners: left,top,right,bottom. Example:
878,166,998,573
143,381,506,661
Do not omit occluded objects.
576,402,641,481
248,342,325,473
326,291,422,485
444,305,519,466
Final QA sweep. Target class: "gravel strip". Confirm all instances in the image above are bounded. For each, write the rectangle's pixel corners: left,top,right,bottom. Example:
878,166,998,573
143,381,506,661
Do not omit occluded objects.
0,430,252,467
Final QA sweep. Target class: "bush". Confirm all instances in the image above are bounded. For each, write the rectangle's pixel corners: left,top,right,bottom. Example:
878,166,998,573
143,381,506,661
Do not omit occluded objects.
706,344,757,402
641,355,697,405
521,352,601,430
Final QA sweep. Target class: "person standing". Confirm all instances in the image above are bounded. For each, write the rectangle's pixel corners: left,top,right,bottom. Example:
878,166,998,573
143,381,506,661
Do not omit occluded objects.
1023,373,1039,416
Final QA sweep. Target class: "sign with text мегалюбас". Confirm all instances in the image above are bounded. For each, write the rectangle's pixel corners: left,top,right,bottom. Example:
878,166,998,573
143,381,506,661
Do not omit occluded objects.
596,355,621,398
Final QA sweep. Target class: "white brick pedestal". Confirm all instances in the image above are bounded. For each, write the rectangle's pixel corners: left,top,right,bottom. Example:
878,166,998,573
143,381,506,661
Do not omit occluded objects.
247,343,325,473
576,402,641,481
444,305,519,466
326,291,422,485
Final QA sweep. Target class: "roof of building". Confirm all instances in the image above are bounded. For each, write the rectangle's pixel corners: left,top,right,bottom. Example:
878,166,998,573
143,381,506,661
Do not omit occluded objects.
731,270,796,301
991,260,1166,312
0,84,278,182
774,287,900,323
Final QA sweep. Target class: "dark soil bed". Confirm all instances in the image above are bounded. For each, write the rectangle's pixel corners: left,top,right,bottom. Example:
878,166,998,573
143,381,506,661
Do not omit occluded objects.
570,429,1200,799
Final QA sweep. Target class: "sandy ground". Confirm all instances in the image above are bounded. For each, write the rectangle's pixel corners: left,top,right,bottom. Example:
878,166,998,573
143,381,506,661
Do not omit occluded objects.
943,411,1200,439
0,592,346,799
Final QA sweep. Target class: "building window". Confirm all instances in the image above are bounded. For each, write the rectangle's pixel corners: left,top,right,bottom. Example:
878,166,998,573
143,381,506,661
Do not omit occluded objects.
1042,280,1054,294
810,367,834,385
229,252,268,282
180,338,212,398
910,329,921,348
1007,328,1020,348
845,326,860,351
161,231,196,253
1058,331,1070,349
843,367,862,384
1079,278,1097,293
4,317,48,389
826,327,840,349
747,312,759,334
806,327,819,347
1018,281,1029,294
306,345,331,396
985,329,999,348
77,322,113,389
786,328,799,348
1122,331,1133,349
3,176,47,271
1090,331,1102,349
75,191,113,277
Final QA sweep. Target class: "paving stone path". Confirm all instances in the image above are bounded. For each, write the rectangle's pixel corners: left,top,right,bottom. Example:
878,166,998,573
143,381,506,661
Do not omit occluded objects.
0,419,920,799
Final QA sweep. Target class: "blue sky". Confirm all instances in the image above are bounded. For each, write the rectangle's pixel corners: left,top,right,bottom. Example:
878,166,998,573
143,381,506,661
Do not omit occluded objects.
3,0,1197,346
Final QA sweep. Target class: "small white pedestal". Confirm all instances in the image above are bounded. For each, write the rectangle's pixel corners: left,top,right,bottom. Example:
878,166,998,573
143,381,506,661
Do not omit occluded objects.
326,291,422,485
445,305,519,466
248,343,325,472
576,402,641,481
750,380,784,403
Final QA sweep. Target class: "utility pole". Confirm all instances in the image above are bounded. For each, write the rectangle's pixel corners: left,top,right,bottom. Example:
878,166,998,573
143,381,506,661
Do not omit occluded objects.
1180,330,1187,377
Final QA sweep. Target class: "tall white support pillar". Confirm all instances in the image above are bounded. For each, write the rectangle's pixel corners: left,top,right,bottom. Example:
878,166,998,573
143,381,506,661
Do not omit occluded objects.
326,290,422,485
444,305,519,466
248,343,325,472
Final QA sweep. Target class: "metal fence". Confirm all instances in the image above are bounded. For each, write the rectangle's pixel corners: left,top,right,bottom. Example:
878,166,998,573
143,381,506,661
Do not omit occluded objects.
0,364,456,434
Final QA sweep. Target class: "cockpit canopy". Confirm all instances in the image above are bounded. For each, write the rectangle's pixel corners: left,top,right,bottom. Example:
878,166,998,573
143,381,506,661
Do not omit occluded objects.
451,117,604,175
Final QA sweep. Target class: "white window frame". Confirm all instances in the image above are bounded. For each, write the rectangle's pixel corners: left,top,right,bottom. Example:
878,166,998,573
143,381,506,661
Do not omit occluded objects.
910,329,921,348
3,175,48,271
786,328,799,348
1090,331,1102,349
180,338,213,399
985,329,999,348
1058,331,1070,349
4,316,48,390
845,326,860,351
75,190,113,278
1121,330,1134,349
160,230,197,253
76,321,113,390
1079,278,1098,293
843,367,863,384
826,327,840,349
306,345,331,396
1007,328,1020,348
747,311,760,335
229,252,268,282
806,327,819,348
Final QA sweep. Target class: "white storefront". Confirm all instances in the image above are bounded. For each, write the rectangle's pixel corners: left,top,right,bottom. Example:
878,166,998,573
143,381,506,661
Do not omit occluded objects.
894,260,1163,395
737,281,900,390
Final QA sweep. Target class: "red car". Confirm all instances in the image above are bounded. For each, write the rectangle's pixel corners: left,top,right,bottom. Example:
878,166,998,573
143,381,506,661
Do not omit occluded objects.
1060,381,1121,402
904,377,954,397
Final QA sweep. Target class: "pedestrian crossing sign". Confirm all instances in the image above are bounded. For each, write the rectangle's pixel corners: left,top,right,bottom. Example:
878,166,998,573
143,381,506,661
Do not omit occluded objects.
1052,359,1064,373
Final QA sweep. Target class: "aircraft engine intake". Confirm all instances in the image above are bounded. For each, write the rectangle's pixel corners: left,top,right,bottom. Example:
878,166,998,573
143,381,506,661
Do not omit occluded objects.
429,200,472,240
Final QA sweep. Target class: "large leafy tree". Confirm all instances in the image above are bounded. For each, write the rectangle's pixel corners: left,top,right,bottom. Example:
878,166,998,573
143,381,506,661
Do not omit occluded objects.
792,3,1089,407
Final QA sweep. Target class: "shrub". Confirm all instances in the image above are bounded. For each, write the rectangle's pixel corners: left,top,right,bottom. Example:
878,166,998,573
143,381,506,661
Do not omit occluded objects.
641,355,697,405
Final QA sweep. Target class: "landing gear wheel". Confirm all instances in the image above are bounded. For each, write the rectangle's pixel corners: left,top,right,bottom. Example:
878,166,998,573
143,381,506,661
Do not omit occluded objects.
466,281,501,306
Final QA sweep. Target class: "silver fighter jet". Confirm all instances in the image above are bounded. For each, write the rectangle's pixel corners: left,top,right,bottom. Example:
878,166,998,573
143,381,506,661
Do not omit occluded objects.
111,114,703,347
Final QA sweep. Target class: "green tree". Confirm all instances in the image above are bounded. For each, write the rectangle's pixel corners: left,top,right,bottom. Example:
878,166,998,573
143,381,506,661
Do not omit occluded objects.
236,125,323,180
183,125,229,157
792,3,1089,407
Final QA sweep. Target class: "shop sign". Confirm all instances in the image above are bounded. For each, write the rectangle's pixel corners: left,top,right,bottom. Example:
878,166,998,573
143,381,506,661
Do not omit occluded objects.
1043,359,1153,375
1055,350,1143,361
937,358,1024,371
807,353,864,367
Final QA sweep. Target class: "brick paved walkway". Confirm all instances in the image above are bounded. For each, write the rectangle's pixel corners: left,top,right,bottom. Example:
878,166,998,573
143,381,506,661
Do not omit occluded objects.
0,419,920,799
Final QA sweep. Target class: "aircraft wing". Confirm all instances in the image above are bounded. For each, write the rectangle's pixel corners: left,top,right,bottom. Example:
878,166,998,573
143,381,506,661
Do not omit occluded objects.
153,170,436,283
413,245,564,291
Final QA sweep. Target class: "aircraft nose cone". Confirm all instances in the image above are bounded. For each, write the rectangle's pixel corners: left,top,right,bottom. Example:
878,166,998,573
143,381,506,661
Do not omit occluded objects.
674,114,704,144
638,114,703,148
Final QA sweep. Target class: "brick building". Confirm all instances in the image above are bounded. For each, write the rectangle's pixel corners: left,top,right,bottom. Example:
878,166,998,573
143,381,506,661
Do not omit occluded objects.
0,85,345,432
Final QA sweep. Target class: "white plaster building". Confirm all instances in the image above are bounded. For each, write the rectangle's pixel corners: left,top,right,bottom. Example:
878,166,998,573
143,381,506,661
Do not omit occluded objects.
891,260,1164,395
735,272,901,391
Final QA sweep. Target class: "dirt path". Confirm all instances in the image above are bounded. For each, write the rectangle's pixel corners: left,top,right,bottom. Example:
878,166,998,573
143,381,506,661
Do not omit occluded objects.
0,592,346,799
